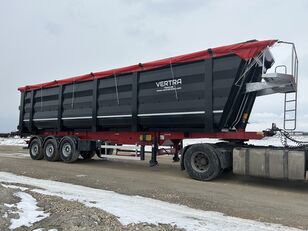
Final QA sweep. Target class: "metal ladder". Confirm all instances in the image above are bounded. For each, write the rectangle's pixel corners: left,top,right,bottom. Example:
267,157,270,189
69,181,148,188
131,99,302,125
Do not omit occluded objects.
273,63,298,131
280,42,299,131
283,91,297,131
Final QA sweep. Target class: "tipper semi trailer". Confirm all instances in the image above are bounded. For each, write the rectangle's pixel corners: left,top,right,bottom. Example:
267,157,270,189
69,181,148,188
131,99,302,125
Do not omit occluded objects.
18,39,308,181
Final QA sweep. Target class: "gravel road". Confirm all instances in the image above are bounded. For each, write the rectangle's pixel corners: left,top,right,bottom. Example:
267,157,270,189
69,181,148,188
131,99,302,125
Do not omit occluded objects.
0,145,308,230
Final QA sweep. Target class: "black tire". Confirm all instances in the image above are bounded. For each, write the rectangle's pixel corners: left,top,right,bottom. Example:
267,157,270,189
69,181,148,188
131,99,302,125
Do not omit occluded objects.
80,151,95,160
59,136,79,163
184,143,221,181
29,137,44,160
43,138,60,161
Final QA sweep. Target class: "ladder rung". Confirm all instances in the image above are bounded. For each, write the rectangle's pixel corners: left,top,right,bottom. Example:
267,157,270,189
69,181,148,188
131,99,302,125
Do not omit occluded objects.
284,92,297,131
285,109,296,112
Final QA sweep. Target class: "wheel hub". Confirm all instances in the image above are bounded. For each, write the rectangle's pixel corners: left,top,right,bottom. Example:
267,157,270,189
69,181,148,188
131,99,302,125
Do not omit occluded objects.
31,143,39,156
62,143,72,157
191,152,209,172
45,143,54,157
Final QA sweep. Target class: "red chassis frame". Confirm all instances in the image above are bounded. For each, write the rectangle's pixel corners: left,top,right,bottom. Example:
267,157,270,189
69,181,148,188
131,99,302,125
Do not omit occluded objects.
38,130,265,145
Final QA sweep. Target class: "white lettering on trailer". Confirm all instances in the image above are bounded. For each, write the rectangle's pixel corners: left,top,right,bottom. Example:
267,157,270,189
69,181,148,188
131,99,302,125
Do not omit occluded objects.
155,78,182,92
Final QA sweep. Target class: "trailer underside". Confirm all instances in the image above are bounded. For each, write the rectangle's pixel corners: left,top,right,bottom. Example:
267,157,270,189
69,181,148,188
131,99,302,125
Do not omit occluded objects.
26,128,308,181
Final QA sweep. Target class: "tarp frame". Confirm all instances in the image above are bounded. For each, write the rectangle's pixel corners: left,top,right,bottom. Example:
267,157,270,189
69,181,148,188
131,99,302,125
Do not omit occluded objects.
18,40,277,92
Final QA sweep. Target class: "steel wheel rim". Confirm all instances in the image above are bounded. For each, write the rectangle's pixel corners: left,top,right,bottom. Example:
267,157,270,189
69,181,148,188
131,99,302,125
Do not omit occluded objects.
31,143,39,156
191,152,209,173
45,143,54,158
62,143,72,158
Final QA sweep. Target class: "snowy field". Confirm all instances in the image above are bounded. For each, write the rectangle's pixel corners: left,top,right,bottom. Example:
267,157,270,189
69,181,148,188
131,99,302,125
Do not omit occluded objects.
0,137,27,146
0,172,302,231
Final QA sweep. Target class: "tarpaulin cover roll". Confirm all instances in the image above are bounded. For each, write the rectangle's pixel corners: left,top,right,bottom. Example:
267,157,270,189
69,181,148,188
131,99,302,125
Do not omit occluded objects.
18,39,277,92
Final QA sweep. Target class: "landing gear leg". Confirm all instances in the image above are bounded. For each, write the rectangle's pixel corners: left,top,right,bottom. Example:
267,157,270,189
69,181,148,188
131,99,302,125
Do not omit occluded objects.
149,136,158,167
173,152,180,162
140,144,145,161
173,140,181,162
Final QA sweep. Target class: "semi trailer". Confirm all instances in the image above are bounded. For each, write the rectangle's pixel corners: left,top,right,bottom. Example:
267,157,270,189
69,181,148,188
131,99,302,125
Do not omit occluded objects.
18,39,308,181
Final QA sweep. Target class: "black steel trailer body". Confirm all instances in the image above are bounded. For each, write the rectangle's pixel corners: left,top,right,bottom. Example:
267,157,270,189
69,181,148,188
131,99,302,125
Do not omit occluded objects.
19,50,269,133
18,40,307,181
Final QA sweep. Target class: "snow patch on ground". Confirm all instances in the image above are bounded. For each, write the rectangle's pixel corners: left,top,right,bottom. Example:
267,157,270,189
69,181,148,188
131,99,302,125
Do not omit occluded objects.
6,191,49,229
0,137,27,146
4,203,15,208
76,174,87,178
0,172,301,231
33,228,58,231
1,183,28,191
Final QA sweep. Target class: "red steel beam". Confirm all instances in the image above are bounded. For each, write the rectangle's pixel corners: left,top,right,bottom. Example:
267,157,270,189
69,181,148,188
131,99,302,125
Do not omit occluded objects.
39,130,265,145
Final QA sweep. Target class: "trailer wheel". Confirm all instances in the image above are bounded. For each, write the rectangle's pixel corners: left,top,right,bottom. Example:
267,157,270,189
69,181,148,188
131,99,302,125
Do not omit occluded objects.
29,137,44,160
43,138,60,161
184,143,221,181
59,137,79,163
80,151,95,160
